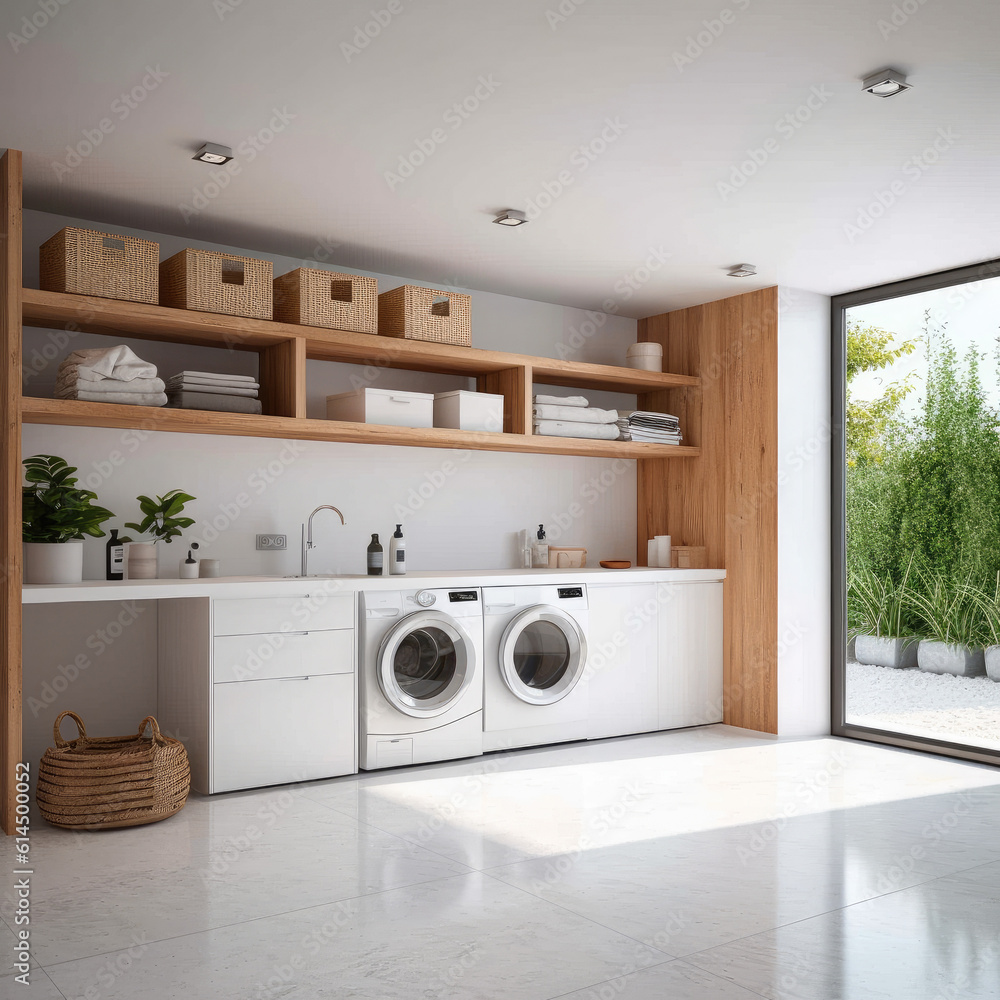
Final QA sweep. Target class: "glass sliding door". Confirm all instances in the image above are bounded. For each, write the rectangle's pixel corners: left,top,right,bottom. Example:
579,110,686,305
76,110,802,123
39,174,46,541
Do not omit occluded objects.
833,259,1000,763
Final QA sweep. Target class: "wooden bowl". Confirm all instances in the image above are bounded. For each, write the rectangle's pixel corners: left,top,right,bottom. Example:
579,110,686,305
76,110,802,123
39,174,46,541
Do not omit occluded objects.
599,560,632,569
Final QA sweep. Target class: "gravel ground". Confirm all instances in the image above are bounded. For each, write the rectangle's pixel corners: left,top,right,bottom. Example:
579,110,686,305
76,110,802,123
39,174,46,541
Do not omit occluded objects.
846,658,1000,750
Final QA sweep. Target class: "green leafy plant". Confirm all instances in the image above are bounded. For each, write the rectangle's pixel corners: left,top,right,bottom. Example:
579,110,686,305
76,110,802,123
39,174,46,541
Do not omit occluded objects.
847,556,916,640
971,572,1000,649
125,490,196,544
21,455,115,543
900,563,989,648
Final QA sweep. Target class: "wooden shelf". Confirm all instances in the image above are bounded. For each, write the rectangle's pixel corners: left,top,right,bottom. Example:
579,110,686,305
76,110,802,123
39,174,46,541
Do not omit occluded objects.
21,288,700,393
21,397,701,460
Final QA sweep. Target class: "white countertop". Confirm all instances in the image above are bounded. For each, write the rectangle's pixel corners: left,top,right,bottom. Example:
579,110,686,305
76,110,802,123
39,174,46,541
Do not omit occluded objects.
22,566,726,604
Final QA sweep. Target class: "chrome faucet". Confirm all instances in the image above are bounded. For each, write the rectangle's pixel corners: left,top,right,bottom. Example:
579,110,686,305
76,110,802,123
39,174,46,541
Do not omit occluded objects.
301,505,346,576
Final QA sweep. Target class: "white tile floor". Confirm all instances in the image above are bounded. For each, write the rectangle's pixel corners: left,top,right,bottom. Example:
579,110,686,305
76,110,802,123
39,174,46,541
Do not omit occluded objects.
4,725,1000,999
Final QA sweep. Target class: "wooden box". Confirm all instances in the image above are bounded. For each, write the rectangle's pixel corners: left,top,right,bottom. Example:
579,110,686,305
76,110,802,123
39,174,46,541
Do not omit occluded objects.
40,227,159,303
670,546,708,569
273,268,377,333
377,285,471,346
160,249,272,319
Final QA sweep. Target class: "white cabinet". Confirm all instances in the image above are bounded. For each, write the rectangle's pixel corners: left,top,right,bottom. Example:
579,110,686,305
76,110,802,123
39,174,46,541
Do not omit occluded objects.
657,581,724,729
158,592,357,794
586,585,659,740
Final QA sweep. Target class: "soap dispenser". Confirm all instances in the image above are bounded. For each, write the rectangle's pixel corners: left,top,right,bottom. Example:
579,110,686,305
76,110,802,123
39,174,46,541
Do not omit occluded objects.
532,524,549,569
390,524,406,575
367,533,384,576
179,544,199,579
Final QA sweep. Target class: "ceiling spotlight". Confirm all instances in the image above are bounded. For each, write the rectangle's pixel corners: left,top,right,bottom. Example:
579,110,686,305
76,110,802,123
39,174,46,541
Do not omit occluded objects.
727,263,757,278
862,68,911,98
493,209,528,227
193,142,234,165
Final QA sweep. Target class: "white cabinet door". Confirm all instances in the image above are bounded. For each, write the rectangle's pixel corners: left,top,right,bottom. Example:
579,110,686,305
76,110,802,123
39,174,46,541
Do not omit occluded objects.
586,585,659,739
213,673,356,793
213,593,354,636
657,581,724,729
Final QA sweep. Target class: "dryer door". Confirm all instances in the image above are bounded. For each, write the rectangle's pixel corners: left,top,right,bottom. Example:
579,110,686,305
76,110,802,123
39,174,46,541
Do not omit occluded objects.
499,605,587,706
377,611,475,718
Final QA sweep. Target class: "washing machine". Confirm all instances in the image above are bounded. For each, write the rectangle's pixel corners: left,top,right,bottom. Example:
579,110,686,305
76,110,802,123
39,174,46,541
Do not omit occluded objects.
359,587,484,770
482,584,589,751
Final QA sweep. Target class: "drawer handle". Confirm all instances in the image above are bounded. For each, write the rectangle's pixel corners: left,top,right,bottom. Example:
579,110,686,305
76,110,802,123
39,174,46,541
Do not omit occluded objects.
282,631,311,637
388,396,412,404
279,675,311,681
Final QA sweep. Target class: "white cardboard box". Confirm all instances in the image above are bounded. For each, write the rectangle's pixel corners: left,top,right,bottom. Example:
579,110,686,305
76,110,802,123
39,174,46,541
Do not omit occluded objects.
326,388,433,428
433,390,504,432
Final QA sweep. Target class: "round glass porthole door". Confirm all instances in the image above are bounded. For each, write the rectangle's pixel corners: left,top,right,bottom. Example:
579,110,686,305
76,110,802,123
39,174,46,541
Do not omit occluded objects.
500,606,587,706
378,612,474,718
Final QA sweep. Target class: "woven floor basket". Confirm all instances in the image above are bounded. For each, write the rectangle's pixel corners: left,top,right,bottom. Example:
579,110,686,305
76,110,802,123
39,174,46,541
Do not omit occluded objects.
37,712,190,831
377,285,471,346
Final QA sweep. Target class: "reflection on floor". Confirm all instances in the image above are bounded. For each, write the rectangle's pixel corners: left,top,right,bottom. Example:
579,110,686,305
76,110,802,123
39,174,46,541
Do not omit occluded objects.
847,658,1000,751
5,725,1000,999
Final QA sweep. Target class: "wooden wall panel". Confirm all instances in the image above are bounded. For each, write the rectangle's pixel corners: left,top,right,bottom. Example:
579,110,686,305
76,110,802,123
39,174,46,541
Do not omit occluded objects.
477,365,531,435
258,338,306,418
1,150,23,835
638,287,778,734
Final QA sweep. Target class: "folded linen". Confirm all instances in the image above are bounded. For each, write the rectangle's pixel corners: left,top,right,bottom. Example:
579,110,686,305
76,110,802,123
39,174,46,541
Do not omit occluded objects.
532,403,618,424
170,370,258,384
62,389,167,406
166,383,259,398
58,346,157,382
533,420,619,440
533,394,589,408
166,391,263,414
166,375,260,391
55,376,165,396
621,429,682,444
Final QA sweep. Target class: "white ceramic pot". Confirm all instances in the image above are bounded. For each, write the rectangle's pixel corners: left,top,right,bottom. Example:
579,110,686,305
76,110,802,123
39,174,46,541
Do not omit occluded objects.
127,542,157,580
917,640,986,678
625,355,663,372
626,342,663,355
23,540,84,584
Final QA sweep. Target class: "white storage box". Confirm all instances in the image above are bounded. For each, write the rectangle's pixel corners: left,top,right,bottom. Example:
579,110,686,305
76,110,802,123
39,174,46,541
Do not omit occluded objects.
433,390,504,433
326,388,433,428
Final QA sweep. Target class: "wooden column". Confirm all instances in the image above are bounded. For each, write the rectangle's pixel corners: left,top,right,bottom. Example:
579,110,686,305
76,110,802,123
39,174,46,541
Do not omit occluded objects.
258,337,306,418
638,287,778,734
477,365,531,434
1,149,23,835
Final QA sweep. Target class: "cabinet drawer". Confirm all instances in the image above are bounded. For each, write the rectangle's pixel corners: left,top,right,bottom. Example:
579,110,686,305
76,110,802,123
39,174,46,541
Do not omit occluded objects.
213,672,356,792
214,629,354,683
213,593,355,636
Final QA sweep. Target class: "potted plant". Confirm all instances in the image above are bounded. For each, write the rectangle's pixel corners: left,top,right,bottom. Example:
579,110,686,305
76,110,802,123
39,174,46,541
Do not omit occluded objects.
973,573,1000,683
907,567,987,678
124,490,196,579
848,558,918,669
21,454,115,584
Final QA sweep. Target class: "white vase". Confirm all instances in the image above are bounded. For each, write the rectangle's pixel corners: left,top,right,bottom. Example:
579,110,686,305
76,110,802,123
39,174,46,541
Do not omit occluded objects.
127,542,157,580
23,540,84,584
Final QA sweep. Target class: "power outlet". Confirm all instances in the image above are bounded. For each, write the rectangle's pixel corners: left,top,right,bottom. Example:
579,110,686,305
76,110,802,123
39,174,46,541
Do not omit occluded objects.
256,534,288,551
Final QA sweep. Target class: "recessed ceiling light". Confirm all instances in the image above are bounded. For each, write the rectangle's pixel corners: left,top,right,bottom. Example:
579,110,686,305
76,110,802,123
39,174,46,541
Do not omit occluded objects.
727,263,757,278
493,210,528,227
193,142,234,165
862,68,911,98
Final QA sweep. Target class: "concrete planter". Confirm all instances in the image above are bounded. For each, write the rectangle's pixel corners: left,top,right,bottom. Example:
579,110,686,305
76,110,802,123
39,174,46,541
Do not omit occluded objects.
984,646,1000,683
23,540,84,584
855,635,919,669
917,640,986,678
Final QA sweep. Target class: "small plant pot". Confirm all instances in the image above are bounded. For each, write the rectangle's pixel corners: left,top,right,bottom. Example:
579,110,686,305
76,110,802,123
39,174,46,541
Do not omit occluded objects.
23,540,84,584
855,635,919,669
985,646,1000,683
127,542,157,580
917,640,986,678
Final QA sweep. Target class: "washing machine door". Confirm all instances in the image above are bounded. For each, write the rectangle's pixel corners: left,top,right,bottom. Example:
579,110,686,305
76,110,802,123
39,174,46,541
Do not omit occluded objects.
377,611,475,718
499,605,587,706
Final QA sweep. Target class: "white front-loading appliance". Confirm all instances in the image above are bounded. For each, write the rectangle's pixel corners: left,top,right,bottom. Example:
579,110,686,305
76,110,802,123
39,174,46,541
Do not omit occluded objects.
482,584,589,751
359,587,483,770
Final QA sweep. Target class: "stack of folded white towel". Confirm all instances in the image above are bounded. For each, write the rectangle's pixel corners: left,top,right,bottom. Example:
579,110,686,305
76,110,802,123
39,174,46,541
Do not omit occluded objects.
55,346,166,406
166,371,262,415
616,410,683,444
532,394,619,440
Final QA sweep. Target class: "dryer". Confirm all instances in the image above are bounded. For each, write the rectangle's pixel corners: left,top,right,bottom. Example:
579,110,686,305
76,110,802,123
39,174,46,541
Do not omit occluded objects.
360,588,483,770
482,584,589,751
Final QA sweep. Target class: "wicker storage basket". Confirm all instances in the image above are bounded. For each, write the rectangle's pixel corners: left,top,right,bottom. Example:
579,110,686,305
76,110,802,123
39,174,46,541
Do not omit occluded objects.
160,249,273,319
37,712,190,831
377,285,471,346
39,227,159,304
273,268,377,333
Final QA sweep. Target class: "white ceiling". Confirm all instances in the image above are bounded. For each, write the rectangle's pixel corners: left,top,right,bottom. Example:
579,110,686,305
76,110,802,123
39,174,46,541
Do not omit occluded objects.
2,0,998,316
